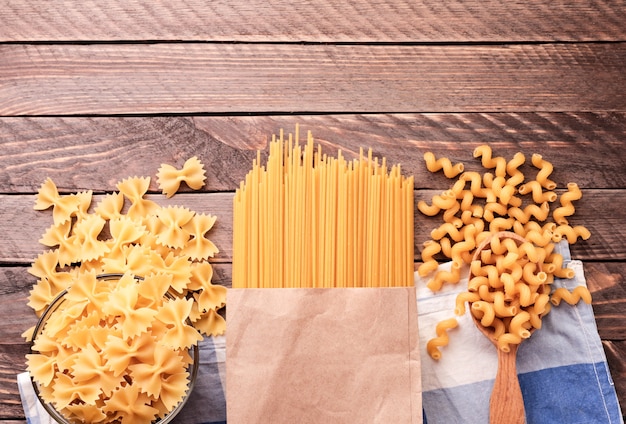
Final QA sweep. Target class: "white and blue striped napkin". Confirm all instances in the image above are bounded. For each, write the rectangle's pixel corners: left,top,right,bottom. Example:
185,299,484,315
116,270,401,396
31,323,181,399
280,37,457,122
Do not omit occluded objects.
417,241,623,424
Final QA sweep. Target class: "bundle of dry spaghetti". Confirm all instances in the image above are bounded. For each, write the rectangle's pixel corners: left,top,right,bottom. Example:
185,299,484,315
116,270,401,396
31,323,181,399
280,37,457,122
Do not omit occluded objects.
232,128,414,288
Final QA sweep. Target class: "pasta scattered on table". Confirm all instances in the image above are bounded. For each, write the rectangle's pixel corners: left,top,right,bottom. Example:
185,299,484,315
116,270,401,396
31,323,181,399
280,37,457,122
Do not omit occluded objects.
419,145,592,359
25,157,224,424
157,156,207,198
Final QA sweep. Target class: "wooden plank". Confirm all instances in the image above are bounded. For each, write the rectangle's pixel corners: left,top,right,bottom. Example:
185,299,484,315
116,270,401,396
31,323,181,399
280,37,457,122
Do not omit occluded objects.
2,114,626,193
587,263,626,339
1,43,626,115
603,340,626,420
1,188,623,265
1,263,625,420
0,0,624,43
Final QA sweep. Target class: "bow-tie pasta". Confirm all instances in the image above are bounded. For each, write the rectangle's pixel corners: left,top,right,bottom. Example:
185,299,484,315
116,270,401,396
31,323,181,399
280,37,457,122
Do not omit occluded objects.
25,157,224,424
157,156,207,198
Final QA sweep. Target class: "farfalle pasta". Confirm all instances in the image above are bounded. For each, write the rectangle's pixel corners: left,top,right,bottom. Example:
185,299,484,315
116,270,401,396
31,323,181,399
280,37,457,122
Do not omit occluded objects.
181,213,219,260
25,159,225,424
153,206,195,249
35,178,82,225
117,176,159,220
157,156,207,198
419,146,592,360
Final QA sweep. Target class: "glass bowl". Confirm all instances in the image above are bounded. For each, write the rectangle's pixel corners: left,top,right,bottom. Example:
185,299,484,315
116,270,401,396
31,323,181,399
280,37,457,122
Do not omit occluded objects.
29,273,199,424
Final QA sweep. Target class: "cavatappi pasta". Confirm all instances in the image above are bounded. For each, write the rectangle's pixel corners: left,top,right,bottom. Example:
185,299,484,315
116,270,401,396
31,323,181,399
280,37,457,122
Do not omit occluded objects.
420,146,592,359
26,158,225,424
426,318,459,360
232,128,414,288
423,152,465,179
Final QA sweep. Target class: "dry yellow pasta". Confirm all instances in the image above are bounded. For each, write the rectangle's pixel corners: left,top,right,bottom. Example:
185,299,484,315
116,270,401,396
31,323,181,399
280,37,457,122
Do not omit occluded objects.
473,145,507,177
468,275,489,292
423,151,465,178
233,128,414,288
418,240,442,277
27,160,225,423
421,190,458,215
553,183,583,225
544,252,575,279
426,262,462,291
426,318,458,361
156,156,207,198
505,152,526,187
459,171,489,199
524,229,554,247
471,301,496,327
518,180,557,203
507,202,550,224
491,176,517,206
419,145,592,359
454,291,481,315
497,332,523,353
531,153,557,190
509,310,532,339
550,286,592,306
492,291,518,317
431,222,465,242
552,224,592,244
489,217,514,233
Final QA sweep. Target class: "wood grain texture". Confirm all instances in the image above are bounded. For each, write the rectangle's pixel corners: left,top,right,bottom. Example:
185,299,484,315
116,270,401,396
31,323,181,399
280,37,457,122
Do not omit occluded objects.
2,114,626,193
1,43,626,115
1,0,625,419
0,0,625,43
587,263,626,339
1,189,623,266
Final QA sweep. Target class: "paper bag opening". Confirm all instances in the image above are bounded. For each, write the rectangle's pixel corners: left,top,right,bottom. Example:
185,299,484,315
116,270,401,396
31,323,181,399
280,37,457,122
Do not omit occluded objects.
226,287,422,424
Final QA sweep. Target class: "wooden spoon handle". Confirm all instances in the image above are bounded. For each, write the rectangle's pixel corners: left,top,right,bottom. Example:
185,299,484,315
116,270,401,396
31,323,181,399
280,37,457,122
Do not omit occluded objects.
490,347,526,424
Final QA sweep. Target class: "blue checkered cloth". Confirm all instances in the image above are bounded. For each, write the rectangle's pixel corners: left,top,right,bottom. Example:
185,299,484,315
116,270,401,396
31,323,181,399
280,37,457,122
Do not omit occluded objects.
417,241,623,424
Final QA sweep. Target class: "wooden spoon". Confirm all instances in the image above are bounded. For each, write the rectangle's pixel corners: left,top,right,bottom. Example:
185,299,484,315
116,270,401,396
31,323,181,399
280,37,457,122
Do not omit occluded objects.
468,231,541,424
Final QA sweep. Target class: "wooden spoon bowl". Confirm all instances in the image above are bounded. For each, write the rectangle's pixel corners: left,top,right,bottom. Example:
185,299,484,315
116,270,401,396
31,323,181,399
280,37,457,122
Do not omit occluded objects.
468,231,545,424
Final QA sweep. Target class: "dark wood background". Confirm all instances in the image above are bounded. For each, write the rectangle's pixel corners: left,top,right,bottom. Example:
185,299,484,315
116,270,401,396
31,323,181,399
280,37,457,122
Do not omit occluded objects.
1,0,625,421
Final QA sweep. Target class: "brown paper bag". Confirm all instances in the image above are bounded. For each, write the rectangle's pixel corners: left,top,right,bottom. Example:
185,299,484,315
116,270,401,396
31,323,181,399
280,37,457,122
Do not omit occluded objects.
226,287,422,424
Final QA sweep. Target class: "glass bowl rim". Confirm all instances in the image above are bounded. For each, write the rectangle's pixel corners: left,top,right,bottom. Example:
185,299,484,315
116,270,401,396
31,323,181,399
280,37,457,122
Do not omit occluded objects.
29,272,200,424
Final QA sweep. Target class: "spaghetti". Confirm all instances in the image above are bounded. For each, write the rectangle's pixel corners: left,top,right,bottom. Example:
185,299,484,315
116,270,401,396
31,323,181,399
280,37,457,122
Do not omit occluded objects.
233,128,414,288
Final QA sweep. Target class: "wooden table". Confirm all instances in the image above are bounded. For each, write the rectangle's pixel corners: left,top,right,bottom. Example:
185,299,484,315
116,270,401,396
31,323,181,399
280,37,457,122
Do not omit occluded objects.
1,1,625,421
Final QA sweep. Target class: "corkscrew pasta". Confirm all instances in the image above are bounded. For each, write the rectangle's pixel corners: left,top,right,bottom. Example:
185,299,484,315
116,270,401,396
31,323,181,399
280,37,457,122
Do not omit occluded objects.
553,182,582,225
552,224,592,244
531,153,557,190
550,286,593,306
420,145,592,359
418,240,442,277
424,151,465,178
473,145,507,177
426,318,459,361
